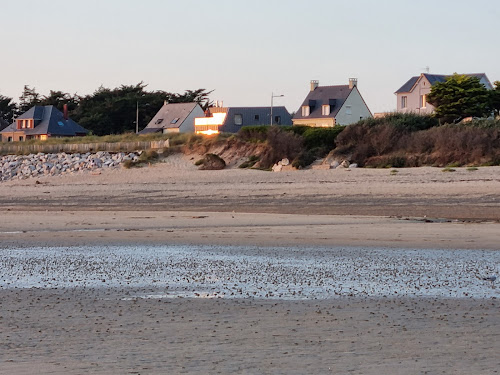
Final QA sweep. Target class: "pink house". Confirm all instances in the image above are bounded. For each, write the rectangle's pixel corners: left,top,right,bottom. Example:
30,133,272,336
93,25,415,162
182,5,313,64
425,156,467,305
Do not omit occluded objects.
395,73,493,114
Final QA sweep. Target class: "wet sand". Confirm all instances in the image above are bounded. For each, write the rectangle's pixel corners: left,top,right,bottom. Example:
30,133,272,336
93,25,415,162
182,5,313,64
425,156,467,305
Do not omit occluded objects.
1,288,499,375
1,161,500,374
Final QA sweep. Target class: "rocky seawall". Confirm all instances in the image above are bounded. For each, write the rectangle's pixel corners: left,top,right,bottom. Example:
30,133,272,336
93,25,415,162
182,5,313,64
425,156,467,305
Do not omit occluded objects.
0,152,139,182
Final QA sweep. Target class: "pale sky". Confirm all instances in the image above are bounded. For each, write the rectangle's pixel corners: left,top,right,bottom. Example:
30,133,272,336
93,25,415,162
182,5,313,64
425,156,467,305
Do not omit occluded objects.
1,0,499,114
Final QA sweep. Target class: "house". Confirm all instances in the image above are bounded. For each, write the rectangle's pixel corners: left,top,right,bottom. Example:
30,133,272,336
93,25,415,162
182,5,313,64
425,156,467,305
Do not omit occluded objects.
194,105,292,135
0,105,88,142
395,73,494,114
139,102,204,134
292,79,372,127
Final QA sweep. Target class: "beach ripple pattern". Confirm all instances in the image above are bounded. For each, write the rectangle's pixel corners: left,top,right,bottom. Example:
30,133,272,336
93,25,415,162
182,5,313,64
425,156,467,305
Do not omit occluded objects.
1,246,498,299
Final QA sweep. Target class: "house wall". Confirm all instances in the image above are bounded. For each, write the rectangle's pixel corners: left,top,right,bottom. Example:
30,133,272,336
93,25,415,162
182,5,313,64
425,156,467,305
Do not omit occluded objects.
1,131,26,142
178,105,204,133
335,87,373,125
292,117,336,127
396,76,435,114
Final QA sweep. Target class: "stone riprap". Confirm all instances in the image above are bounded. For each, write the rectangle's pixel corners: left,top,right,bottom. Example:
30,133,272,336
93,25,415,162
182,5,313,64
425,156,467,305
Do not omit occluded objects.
0,151,139,181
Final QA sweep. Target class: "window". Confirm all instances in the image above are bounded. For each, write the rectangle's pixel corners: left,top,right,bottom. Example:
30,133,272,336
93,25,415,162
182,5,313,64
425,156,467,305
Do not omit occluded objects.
420,94,427,108
346,106,352,115
171,118,180,124
234,114,243,125
301,106,310,117
58,121,64,127
401,96,408,108
254,114,260,121
322,105,330,116
155,118,164,125
21,120,26,129
19,136,24,142
274,116,281,125
7,136,13,142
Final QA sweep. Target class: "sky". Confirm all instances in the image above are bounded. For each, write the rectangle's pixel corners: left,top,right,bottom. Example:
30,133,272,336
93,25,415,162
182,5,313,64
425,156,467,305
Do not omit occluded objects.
1,0,499,114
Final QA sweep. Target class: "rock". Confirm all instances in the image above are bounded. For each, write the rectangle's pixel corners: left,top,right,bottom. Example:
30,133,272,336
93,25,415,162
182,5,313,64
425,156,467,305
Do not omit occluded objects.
281,158,290,166
330,160,340,169
199,153,226,170
272,163,283,172
349,163,358,169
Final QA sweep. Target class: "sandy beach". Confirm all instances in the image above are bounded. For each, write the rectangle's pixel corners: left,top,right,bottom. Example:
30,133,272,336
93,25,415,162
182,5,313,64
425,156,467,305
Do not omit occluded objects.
1,157,499,374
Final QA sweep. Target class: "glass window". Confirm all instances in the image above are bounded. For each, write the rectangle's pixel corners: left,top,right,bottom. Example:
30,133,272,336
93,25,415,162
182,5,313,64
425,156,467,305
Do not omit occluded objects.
170,118,180,124
401,96,408,108
301,106,310,116
254,115,259,121
420,95,427,108
234,114,243,125
274,116,281,125
322,105,330,116
155,118,164,125
346,106,352,115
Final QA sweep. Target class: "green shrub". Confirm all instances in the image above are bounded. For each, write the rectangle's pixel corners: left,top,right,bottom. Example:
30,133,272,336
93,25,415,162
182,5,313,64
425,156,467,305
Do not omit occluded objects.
302,126,344,152
292,149,318,169
194,159,204,166
237,126,270,142
122,160,135,169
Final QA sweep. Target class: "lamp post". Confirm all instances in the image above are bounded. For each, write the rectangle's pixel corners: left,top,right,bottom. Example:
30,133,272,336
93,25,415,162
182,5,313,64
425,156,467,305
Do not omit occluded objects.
136,101,139,134
270,92,284,126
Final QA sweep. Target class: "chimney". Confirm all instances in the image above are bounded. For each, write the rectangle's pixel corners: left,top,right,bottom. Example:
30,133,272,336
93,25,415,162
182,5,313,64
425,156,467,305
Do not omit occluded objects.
349,78,358,89
63,104,68,120
310,80,319,92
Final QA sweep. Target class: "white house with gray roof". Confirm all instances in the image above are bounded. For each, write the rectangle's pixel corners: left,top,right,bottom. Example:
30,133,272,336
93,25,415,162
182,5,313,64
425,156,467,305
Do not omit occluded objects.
395,73,493,114
139,102,204,134
293,79,372,127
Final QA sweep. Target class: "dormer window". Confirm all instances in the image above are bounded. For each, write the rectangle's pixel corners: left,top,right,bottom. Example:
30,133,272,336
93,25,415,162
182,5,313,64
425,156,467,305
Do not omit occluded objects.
301,106,310,117
322,105,330,116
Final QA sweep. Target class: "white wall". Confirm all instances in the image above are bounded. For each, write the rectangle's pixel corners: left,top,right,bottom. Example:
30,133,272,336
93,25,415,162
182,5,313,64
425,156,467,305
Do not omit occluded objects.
396,76,434,114
179,105,205,133
335,87,372,125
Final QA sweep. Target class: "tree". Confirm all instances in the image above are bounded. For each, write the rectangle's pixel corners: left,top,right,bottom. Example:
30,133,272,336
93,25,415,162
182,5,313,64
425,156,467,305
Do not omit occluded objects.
40,90,80,112
0,95,17,125
71,82,213,135
18,85,41,113
426,74,491,124
490,81,500,117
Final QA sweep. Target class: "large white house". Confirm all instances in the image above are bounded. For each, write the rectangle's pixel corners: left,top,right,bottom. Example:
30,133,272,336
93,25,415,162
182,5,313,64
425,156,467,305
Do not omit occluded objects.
292,79,372,127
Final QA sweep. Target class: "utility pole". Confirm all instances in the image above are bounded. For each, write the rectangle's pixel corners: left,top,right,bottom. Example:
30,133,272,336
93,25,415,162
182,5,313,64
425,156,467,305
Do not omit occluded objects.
136,101,139,134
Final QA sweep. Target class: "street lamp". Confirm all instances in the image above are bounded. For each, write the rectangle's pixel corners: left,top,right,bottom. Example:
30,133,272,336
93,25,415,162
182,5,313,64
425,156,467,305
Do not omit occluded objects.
270,92,284,126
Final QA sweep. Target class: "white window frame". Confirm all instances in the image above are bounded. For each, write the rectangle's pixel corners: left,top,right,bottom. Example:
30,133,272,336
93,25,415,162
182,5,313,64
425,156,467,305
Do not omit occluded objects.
346,106,352,115
301,106,310,117
322,105,330,116
401,96,408,109
234,114,243,125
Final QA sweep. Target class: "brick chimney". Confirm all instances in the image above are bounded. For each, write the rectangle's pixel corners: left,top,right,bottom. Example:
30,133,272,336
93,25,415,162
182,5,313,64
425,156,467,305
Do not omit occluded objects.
349,78,358,89
63,104,69,120
310,80,319,92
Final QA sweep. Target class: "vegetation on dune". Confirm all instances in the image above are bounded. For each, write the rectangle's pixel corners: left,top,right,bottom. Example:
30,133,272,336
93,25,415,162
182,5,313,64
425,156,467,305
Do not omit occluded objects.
333,114,500,167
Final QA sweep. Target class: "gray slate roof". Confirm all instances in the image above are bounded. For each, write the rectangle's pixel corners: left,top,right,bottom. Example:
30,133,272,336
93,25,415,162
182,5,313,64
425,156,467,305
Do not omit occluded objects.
396,73,493,93
0,106,88,136
216,106,292,133
293,85,352,120
140,102,199,133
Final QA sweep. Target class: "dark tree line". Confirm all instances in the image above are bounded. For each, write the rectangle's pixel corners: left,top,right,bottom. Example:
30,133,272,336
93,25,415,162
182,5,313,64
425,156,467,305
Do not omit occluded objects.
0,83,213,135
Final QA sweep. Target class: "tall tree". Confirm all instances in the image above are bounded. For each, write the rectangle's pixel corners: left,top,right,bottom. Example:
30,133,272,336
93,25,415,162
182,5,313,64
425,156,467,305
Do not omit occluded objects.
18,85,41,113
71,83,213,135
0,95,17,125
40,90,80,112
426,74,491,124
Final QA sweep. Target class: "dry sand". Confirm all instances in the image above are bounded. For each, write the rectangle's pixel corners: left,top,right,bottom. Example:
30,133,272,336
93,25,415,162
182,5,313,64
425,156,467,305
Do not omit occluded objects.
1,157,499,374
